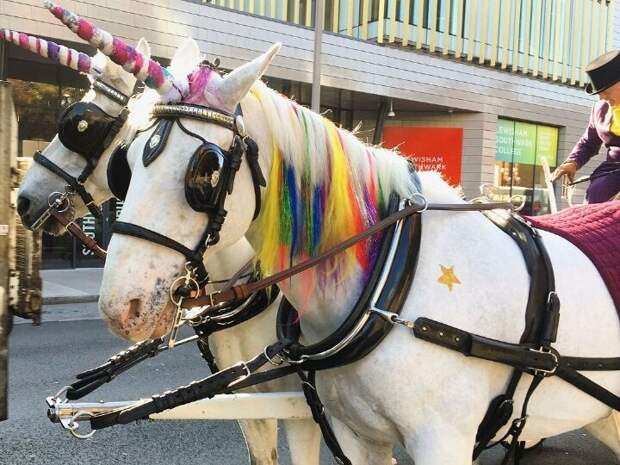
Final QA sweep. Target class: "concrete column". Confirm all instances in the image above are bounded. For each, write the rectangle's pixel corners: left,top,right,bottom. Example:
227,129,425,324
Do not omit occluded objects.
0,81,17,421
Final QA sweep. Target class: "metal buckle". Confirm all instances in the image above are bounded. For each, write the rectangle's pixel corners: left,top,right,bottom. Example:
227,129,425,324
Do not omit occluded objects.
227,361,252,387
263,347,285,366
528,347,559,376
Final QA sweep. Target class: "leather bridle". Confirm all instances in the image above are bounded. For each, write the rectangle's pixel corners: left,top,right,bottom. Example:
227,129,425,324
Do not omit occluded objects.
31,79,130,229
111,103,266,288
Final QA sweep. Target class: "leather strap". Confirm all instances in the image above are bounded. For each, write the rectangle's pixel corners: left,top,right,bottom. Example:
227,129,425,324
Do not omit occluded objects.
49,210,107,259
33,151,102,218
89,341,294,429
298,370,352,465
555,363,620,410
66,338,164,400
181,200,513,308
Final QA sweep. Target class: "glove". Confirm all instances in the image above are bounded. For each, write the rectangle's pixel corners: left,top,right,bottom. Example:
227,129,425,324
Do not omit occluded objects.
551,160,577,182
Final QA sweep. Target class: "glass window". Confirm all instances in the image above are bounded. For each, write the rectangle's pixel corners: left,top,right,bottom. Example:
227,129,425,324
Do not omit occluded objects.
494,118,559,216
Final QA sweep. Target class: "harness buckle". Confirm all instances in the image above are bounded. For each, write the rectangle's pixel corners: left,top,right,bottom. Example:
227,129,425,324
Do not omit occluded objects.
227,361,252,387
263,346,285,366
528,347,559,376
207,291,221,307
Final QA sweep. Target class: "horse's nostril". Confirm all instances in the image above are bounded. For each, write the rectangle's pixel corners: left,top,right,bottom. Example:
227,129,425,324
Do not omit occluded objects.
17,195,31,218
128,298,142,320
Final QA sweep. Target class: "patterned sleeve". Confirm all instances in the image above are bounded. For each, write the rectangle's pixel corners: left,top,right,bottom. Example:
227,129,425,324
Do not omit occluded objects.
567,104,603,169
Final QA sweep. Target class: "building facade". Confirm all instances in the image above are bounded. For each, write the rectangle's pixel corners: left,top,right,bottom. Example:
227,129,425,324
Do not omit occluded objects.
1,0,616,268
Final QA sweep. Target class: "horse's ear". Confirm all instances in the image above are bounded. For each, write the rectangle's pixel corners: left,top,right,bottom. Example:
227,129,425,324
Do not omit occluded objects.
136,37,151,59
170,38,202,78
216,43,281,110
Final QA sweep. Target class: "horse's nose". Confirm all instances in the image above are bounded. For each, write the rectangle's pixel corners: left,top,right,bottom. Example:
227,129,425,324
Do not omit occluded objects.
100,297,151,342
16,194,35,228
17,194,31,218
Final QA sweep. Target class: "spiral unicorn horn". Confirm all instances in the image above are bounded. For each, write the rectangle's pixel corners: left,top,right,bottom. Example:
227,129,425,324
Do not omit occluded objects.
0,28,100,75
44,0,184,101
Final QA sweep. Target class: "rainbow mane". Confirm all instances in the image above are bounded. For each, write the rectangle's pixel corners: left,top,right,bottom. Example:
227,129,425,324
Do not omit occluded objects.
247,83,419,295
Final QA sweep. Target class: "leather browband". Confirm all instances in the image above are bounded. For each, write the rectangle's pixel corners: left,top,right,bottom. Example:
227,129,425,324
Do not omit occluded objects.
152,104,236,131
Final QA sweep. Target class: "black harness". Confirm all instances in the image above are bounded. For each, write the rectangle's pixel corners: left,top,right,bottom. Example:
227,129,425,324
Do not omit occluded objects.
32,80,130,224
110,103,266,287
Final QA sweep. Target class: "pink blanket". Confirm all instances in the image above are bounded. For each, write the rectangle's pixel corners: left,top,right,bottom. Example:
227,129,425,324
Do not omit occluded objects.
526,201,620,315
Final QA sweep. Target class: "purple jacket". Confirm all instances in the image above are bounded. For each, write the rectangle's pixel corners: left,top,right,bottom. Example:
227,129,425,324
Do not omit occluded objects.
568,100,620,203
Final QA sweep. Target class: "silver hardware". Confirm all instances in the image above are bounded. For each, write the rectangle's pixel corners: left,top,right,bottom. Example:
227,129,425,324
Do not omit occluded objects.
77,120,89,132
211,171,220,187
370,307,415,329
235,115,246,137
227,361,252,387
263,347,285,366
151,104,235,130
67,411,96,439
410,192,428,212
528,347,559,376
168,266,201,348
32,190,74,230
149,134,161,149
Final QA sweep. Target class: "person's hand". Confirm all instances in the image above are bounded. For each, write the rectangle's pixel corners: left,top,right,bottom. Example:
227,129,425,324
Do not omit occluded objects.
551,161,577,182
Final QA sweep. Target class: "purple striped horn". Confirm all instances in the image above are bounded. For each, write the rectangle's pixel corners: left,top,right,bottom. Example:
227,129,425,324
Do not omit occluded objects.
44,0,177,98
0,28,98,75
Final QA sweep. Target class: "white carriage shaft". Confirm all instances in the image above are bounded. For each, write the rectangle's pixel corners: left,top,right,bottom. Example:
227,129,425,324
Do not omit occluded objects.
54,392,312,423
541,156,558,214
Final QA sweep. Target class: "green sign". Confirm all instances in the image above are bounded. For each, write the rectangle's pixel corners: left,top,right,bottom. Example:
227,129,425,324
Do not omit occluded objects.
496,119,514,163
495,119,558,167
536,125,559,166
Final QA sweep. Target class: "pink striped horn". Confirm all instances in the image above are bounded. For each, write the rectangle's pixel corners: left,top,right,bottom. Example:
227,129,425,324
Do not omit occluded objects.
44,0,177,98
0,28,98,75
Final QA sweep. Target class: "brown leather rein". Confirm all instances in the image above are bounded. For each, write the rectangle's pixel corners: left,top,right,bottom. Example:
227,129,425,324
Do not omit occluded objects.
49,209,108,259
179,200,514,309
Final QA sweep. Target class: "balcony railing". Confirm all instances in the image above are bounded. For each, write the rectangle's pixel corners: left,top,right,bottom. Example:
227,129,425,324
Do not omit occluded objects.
202,0,615,87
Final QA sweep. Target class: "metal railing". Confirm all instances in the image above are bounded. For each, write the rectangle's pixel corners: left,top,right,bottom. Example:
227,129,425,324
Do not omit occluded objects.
202,0,615,87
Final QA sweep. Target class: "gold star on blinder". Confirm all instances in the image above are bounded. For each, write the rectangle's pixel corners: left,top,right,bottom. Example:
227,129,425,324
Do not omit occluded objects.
437,265,461,291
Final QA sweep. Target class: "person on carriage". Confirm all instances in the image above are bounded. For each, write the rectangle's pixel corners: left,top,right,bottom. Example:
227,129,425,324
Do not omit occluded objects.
552,50,620,203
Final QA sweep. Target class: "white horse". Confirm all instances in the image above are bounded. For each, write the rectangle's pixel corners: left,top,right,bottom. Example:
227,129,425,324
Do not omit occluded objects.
95,35,620,464
11,18,320,465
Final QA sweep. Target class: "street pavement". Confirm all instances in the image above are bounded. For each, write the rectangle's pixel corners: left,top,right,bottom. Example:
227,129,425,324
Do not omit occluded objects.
2,305,618,465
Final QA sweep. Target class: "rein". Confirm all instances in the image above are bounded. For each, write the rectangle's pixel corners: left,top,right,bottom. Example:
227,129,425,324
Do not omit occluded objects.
180,199,514,309
49,209,107,259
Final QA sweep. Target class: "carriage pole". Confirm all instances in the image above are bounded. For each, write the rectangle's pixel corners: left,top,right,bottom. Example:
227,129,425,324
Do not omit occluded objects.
0,42,15,420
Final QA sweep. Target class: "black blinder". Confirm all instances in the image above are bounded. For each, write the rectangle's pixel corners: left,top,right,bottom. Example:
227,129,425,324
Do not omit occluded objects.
185,143,227,212
107,143,132,200
58,102,119,160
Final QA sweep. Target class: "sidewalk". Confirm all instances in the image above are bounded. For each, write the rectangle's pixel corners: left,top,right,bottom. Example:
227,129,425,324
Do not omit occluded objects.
41,268,103,305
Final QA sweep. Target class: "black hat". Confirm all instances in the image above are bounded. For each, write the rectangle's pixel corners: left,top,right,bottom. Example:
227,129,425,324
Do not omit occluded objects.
585,50,620,95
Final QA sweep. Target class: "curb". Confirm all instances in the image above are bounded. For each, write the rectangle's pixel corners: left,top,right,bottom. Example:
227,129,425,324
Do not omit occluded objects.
42,294,99,305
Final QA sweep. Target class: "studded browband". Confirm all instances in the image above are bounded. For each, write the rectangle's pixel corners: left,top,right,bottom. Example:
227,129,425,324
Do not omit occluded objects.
93,80,130,106
151,104,237,132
